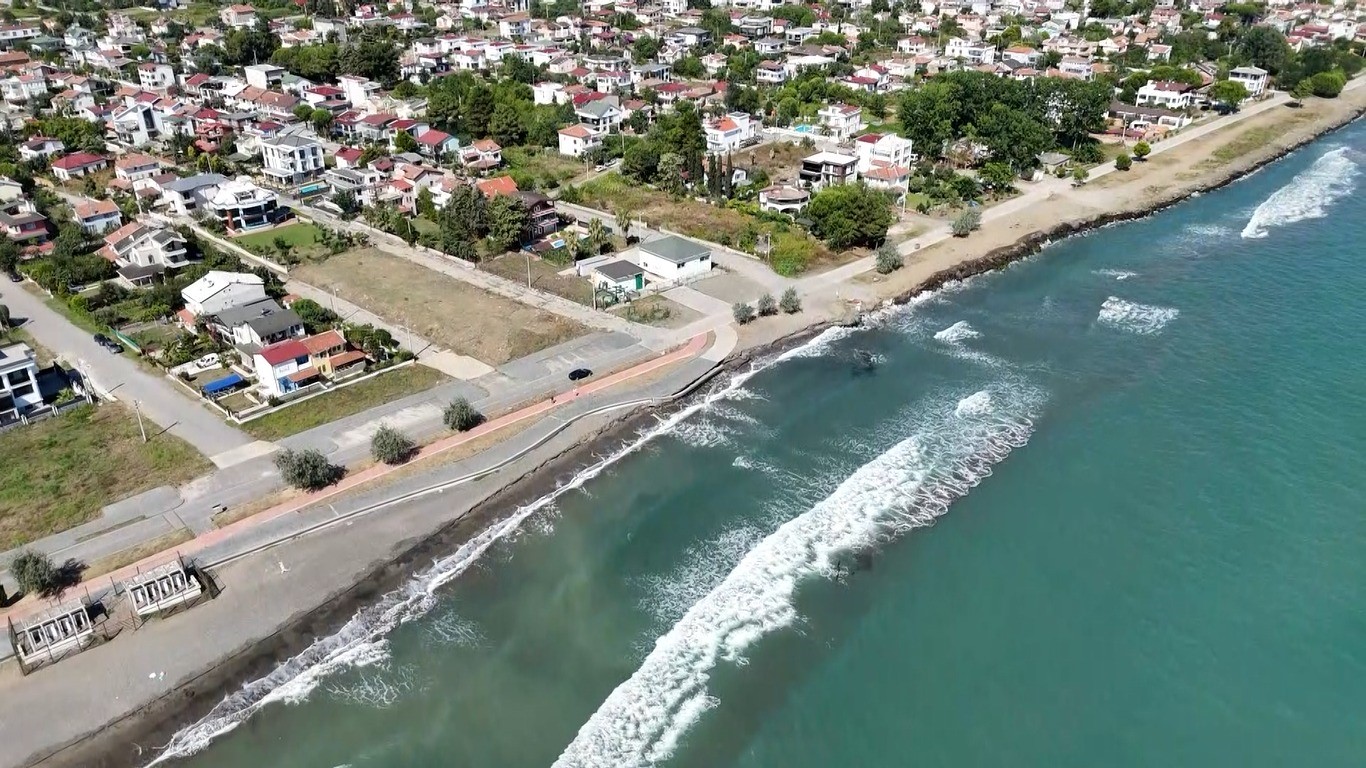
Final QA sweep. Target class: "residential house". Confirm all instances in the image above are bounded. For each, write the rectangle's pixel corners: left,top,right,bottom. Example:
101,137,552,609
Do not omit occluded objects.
203,177,282,231
98,220,190,287
817,103,864,139
18,136,63,162
575,99,624,135
0,206,48,245
137,62,175,91
1228,66,1268,97
861,163,912,197
1136,80,1194,110
799,151,859,189
636,235,712,282
73,198,123,235
461,139,503,172
0,342,42,420
704,112,761,154
0,71,46,104
299,329,365,377
324,166,385,205
758,185,810,215
251,338,315,398
518,191,559,243
591,259,645,293
243,64,285,91
114,152,162,183
50,152,108,181
945,37,997,65
558,124,601,157
853,133,915,173
415,128,460,158
219,4,257,29
158,172,229,216
182,270,266,317
260,134,326,187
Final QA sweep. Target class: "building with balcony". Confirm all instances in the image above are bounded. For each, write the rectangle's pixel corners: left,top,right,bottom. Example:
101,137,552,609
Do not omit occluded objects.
799,151,859,190
260,134,325,187
0,342,42,420
203,177,281,231
758,185,810,215
98,221,190,287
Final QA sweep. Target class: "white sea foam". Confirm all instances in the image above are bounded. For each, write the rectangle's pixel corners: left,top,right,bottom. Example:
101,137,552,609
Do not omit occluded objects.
954,390,993,417
775,325,857,361
325,662,425,709
552,384,1043,768
933,321,980,343
1097,297,1179,335
1241,147,1358,238
1093,269,1137,281
635,524,766,628
147,327,843,765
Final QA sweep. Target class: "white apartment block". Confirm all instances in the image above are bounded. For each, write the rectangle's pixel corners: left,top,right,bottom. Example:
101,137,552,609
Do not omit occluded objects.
260,134,326,187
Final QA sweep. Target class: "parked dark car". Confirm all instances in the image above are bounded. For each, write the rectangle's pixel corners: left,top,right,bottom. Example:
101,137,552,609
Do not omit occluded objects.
92,333,122,353
568,368,592,382
6,271,20,283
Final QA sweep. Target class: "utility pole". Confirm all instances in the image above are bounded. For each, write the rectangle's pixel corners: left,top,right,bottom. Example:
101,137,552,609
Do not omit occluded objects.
133,399,147,443
524,249,532,288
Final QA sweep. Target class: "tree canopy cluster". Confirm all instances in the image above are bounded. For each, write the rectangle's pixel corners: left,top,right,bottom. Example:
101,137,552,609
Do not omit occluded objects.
897,71,1110,172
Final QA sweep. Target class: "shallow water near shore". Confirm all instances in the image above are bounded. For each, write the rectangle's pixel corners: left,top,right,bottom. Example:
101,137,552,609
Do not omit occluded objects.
164,122,1366,768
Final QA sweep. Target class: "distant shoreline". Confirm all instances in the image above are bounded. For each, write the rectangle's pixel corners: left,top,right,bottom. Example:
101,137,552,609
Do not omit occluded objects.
14,91,1366,768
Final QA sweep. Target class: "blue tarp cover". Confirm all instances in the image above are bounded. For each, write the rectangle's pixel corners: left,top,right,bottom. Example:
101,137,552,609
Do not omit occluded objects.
202,373,244,394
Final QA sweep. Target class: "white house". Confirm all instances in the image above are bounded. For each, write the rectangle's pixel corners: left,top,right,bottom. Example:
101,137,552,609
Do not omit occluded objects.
252,338,315,398
243,63,285,91
799,151,859,189
203,177,281,231
557,124,602,157
181,270,267,317
260,134,326,187
1228,66,1268,97
704,112,761,154
50,152,108,181
73,198,122,235
99,221,191,287
0,342,42,419
18,136,63,162
853,133,915,174
636,235,712,282
758,185,810,215
817,103,864,139
219,4,257,29
1136,80,1194,110
114,152,162,183
945,37,997,64
590,259,645,293
136,62,175,91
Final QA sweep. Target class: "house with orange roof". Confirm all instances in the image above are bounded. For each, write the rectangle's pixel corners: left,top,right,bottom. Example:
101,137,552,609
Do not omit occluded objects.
220,4,257,29
73,198,122,235
475,175,518,199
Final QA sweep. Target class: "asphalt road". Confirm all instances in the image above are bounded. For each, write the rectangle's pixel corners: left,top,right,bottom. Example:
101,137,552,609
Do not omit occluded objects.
3,283,262,466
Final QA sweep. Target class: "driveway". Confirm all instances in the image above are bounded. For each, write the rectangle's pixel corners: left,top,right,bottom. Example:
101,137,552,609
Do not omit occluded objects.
3,284,268,467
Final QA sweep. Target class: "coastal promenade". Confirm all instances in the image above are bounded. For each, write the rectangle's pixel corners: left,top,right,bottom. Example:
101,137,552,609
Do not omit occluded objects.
0,331,717,647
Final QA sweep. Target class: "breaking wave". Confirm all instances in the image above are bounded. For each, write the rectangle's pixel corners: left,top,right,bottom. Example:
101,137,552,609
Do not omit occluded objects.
552,384,1044,768
933,321,981,343
1241,147,1358,238
1093,269,1137,281
1097,297,1180,335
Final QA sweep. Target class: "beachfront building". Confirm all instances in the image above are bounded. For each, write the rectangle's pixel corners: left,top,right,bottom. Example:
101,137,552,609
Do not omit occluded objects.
1135,80,1194,110
636,235,712,282
1228,66,1269,97
11,597,95,672
122,556,205,619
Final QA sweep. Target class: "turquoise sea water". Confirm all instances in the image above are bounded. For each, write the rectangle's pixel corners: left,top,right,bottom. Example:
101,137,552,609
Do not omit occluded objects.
162,122,1366,768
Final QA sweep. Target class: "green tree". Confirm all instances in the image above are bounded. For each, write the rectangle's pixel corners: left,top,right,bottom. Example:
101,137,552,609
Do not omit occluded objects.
487,195,528,251
897,80,959,160
1071,165,1089,184
311,108,334,134
1115,152,1132,171
1209,79,1250,109
805,184,895,249
657,152,686,197
339,35,400,84
1310,70,1346,98
290,298,340,333
1235,26,1292,75
632,36,660,63
1291,79,1314,106
371,424,415,465
1133,141,1152,161
444,397,484,431
415,186,436,219
732,301,756,324
489,102,526,146
779,287,801,314
274,448,343,491
394,130,418,153
978,161,1017,195
293,103,314,122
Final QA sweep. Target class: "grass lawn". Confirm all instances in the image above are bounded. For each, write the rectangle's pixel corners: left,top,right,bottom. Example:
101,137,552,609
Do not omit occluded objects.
505,146,589,189
294,248,588,365
0,404,211,550
240,364,449,440
572,173,841,275
233,222,329,261
483,253,594,306
730,141,811,178
610,295,702,328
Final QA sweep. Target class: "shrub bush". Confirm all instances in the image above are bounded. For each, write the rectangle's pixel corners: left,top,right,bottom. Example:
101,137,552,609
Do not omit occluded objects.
444,397,484,432
1115,153,1132,171
1133,141,1151,161
274,448,342,491
951,210,982,237
779,287,802,314
371,424,415,465
10,550,55,596
756,293,777,316
732,302,756,324
874,243,903,274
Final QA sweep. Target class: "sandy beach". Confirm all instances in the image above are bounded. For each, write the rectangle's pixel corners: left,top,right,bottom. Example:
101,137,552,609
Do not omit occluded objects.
3,87,1364,768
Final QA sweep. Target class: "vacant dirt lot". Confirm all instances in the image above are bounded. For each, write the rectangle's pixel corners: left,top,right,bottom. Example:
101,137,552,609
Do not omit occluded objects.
295,249,588,365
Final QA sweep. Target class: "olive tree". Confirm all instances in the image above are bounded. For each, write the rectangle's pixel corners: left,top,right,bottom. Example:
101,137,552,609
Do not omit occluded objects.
371,424,415,465
874,243,903,274
275,448,343,491
444,397,484,432
779,287,802,314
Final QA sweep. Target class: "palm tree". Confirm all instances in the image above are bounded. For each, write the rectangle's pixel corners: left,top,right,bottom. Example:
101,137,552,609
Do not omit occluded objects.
614,207,634,243
586,217,609,254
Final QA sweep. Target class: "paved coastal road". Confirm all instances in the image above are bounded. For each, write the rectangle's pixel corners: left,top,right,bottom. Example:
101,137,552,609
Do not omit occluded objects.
3,284,269,467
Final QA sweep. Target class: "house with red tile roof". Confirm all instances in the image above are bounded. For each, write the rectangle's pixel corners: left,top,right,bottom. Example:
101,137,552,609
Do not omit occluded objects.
50,152,108,182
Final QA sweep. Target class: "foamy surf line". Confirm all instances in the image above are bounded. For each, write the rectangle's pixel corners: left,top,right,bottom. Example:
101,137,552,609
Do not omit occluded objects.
1241,146,1358,239
1097,297,1179,335
553,384,1043,768
146,326,857,765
